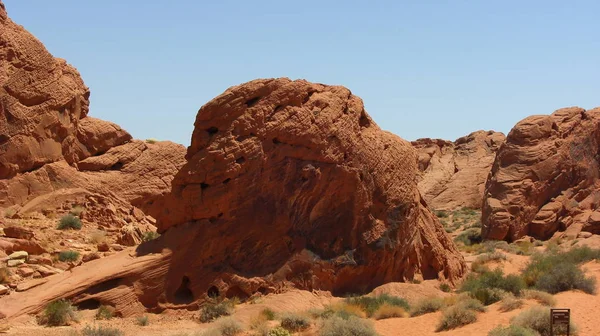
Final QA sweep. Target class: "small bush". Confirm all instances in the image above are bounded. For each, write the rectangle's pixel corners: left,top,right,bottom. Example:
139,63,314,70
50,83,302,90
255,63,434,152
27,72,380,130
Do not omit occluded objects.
456,297,486,312
0,267,10,283
454,228,482,246
39,299,77,326
57,214,82,230
142,231,161,242
136,315,149,326
260,308,276,321
268,326,291,336
411,297,444,317
82,325,123,336
460,269,524,304
372,303,407,320
499,294,524,312
319,316,378,336
311,303,366,320
435,210,449,218
199,301,234,322
511,306,576,336
436,305,477,331
145,138,158,144
58,250,80,262
472,288,509,306
70,205,85,217
488,325,539,336
95,305,115,320
535,262,596,294
440,283,451,293
522,290,555,306
89,230,107,244
218,317,243,336
345,294,409,317
280,313,310,332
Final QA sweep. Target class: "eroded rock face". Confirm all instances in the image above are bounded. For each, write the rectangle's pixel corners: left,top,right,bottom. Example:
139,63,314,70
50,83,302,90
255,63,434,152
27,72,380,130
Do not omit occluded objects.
149,78,466,303
412,131,505,210
482,107,600,241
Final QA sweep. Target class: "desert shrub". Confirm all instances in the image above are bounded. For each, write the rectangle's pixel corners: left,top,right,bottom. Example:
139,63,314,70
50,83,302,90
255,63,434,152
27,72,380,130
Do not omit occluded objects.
310,303,366,320
136,315,149,326
471,252,507,273
522,247,599,294
371,303,407,320
218,317,243,336
411,297,444,316
145,138,158,144
199,301,234,322
454,228,482,246
95,305,115,320
521,290,555,306
81,325,123,336
455,297,485,312
435,210,449,218
0,267,10,283
440,283,451,293
142,231,160,242
39,299,77,326
280,313,310,332
436,304,477,331
511,306,576,336
319,316,378,336
268,326,291,336
57,214,82,230
460,269,524,304
499,294,524,312
89,230,107,244
345,294,409,317
70,205,85,217
260,307,276,321
488,325,539,336
58,250,80,262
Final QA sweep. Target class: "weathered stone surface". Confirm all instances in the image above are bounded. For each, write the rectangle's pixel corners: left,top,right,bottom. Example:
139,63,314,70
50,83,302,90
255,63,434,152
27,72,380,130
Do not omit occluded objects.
412,131,505,210
8,251,27,260
7,259,24,267
483,107,600,241
81,252,101,263
0,285,8,295
3,226,34,240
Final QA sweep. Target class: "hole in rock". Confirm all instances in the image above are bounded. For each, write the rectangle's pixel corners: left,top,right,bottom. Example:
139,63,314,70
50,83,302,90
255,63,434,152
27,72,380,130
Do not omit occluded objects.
200,183,209,190
245,97,261,107
85,278,122,295
235,157,246,164
207,285,220,299
77,298,101,310
110,162,123,170
174,276,194,304
273,105,284,113
225,285,249,300
206,127,218,135
223,178,231,184
272,138,281,145
359,110,370,128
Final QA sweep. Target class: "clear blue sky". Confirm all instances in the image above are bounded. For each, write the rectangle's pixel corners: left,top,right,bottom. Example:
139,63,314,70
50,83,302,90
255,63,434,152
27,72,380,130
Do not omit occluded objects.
5,1,600,145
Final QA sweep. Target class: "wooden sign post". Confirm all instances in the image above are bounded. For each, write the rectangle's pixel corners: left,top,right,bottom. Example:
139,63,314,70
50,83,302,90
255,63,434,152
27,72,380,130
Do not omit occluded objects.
550,308,570,335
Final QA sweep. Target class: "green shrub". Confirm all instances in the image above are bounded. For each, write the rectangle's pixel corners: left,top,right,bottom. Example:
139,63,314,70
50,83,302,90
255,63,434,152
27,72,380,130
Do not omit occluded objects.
471,252,507,273
499,294,524,312
371,303,407,319
136,315,149,326
218,317,243,336
454,228,482,246
488,325,539,336
319,316,378,336
511,306,576,336
436,304,477,331
39,299,77,326
411,297,444,317
57,214,82,230
455,297,485,312
280,313,310,332
199,301,234,322
95,305,115,320
522,290,555,306
435,210,449,218
69,205,85,217
82,325,123,336
345,294,409,317
260,307,276,320
460,269,525,304
58,250,80,262
145,138,158,144
268,326,291,336
440,283,451,293
142,231,161,242
535,262,596,294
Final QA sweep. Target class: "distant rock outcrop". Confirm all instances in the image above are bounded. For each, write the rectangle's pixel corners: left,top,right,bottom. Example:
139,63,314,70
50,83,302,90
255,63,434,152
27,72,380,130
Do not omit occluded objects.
482,107,600,241
412,131,505,210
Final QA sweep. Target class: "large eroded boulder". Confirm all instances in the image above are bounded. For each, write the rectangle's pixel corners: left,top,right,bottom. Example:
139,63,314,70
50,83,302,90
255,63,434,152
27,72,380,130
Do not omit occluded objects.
482,107,600,241
412,130,505,210
150,78,466,299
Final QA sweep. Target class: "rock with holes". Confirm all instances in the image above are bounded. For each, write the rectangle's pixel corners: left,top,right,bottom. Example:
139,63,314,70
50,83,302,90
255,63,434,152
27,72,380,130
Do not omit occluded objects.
412,130,505,210
483,107,600,241
145,77,466,306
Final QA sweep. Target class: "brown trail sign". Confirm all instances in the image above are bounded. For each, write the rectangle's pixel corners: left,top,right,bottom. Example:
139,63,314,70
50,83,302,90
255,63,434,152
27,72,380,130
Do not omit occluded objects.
550,308,571,335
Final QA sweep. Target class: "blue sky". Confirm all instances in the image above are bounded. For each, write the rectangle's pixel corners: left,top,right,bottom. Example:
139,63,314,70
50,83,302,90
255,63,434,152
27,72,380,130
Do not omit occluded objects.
5,1,600,145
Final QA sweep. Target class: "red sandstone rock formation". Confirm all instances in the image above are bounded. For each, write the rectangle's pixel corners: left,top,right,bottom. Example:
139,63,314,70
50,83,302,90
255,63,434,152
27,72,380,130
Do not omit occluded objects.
482,107,600,241
412,131,505,210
